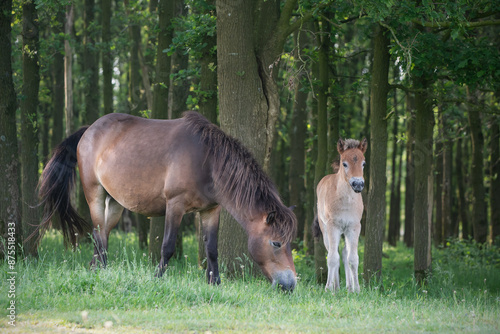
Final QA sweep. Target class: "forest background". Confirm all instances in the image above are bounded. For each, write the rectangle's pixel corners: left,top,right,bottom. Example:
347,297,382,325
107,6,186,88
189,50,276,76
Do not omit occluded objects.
1,0,499,289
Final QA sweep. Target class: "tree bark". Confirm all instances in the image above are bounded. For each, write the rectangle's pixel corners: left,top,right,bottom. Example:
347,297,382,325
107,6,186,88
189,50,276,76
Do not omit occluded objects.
0,0,21,259
434,109,444,245
442,111,453,240
21,0,41,256
288,29,309,248
313,19,329,285
467,88,488,243
149,0,174,263
490,114,500,244
83,0,100,123
363,24,390,284
197,0,217,124
101,0,113,115
404,94,415,247
413,75,434,285
64,5,74,136
388,81,400,247
456,137,470,239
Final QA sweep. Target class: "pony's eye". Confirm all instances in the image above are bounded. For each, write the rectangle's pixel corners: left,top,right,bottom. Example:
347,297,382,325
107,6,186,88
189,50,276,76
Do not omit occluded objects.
342,162,348,168
362,161,366,168
270,241,282,249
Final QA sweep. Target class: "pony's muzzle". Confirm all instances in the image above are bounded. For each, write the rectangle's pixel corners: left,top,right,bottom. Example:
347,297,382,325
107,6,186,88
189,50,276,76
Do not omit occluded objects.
271,269,297,292
350,177,365,193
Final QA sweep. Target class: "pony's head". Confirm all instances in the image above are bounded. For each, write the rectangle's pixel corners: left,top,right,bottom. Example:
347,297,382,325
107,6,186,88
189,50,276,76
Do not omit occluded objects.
247,207,297,292
337,138,368,193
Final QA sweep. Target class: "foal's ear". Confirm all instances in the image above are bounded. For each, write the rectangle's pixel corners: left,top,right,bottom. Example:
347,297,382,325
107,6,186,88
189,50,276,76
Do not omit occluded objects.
358,137,368,153
266,211,277,224
337,138,345,154
288,205,296,211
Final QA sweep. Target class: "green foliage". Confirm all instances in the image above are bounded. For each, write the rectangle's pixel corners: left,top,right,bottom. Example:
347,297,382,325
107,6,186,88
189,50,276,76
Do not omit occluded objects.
437,238,500,269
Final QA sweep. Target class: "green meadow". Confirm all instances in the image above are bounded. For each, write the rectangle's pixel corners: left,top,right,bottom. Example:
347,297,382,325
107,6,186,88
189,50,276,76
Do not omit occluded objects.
1,231,499,333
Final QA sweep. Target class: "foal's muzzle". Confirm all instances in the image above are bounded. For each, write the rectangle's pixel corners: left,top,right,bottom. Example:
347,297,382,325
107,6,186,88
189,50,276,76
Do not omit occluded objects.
350,177,365,193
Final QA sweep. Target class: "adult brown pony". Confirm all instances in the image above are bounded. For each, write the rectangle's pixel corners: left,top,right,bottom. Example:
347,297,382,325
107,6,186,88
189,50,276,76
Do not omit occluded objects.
39,112,297,291
313,138,367,292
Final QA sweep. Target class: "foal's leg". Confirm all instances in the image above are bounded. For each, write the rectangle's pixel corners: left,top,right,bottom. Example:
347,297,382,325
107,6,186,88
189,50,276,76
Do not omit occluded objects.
324,223,342,292
156,201,184,277
200,206,221,284
343,222,361,292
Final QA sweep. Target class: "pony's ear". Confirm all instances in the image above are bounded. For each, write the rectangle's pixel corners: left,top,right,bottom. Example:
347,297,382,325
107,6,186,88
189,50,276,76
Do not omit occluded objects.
288,205,296,211
358,137,368,153
266,211,276,224
337,138,345,154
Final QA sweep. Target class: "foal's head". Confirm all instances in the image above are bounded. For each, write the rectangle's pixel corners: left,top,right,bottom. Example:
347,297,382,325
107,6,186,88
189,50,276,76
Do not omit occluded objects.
337,138,367,193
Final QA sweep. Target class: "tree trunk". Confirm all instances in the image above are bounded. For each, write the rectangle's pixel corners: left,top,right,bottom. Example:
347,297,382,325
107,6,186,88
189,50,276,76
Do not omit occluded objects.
456,137,470,239
64,5,74,136
442,112,453,240
313,20,329,285
21,0,41,256
149,0,174,263
388,82,400,247
101,0,113,115
404,93,415,247
288,29,309,248
197,1,217,124
434,109,444,245
490,114,500,244
363,24,389,284
467,88,488,243
0,0,21,259
83,0,100,123
217,0,270,275
413,75,434,285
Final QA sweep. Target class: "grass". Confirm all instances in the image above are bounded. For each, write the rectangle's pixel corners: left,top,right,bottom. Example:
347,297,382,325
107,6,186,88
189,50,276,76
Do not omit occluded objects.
1,230,499,333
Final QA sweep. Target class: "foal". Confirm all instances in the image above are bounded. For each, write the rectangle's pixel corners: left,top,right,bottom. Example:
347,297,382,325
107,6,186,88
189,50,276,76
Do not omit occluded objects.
314,138,367,292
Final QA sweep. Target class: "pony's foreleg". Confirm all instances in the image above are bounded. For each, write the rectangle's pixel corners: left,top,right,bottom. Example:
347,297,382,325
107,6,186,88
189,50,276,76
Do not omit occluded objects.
344,223,361,292
324,224,342,292
156,203,184,277
200,206,221,285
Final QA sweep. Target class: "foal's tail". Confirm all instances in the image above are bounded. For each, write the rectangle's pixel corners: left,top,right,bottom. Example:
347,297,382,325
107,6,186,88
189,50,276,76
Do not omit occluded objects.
312,216,322,238
38,126,91,247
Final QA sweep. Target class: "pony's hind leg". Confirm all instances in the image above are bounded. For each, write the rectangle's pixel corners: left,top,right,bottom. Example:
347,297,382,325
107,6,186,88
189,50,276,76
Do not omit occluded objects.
155,200,184,277
88,190,124,268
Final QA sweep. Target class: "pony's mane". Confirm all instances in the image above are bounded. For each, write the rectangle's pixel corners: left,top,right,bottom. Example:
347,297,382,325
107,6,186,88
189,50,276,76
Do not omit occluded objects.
183,111,297,244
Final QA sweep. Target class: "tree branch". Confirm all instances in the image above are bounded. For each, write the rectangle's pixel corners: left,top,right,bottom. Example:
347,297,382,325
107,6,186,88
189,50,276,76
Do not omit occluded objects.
412,18,500,29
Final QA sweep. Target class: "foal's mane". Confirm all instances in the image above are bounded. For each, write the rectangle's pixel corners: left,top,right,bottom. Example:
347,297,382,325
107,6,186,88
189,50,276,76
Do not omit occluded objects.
183,111,297,244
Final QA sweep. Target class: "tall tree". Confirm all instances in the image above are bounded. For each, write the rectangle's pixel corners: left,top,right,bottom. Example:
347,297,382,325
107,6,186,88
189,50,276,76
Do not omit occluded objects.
101,0,113,114
313,19,329,284
467,88,488,243
455,136,470,240
83,0,100,123
0,0,21,258
490,114,500,244
403,94,415,247
149,0,174,263
288,29,309,247
363,24,389,284
216,0,318,274
64,4,74,136
20,0,41,256
388,83,401,247
51,9,65,150
413,73,434,284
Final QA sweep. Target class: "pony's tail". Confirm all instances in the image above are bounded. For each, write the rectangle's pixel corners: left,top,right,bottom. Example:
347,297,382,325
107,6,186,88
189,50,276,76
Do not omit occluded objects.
37,126,91,247
312,216,322,238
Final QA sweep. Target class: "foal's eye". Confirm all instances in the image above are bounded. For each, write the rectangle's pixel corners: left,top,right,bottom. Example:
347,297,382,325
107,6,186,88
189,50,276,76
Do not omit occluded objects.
342,162,348,168
270,241,282,249
362,161,366,168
